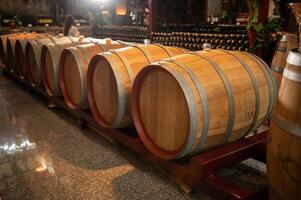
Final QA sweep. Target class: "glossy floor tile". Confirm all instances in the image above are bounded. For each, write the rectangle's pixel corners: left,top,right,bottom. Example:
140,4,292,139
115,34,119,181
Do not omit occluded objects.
0,71,266,200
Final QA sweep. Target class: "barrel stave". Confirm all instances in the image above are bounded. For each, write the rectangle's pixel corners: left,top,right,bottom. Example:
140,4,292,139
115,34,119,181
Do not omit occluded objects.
231,52,270,130
199,50,256,141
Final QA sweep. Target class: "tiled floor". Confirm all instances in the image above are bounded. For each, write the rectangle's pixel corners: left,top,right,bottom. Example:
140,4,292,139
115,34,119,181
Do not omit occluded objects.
0,70,266,200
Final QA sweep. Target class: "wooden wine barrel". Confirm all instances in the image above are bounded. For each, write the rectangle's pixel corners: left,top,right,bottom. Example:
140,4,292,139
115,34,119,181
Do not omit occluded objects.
41,37,99,96
131,50,277,159
6,32,38,72
271,33,298,88
58,40,126,108
267,49,301,200
14,34,48,79
26,35,91,87
0,33,21,68
87,44,187,127
0,35,7,67
25,35,59,86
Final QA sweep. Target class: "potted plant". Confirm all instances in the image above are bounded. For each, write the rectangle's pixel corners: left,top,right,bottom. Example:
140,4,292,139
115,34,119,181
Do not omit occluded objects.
247,0,282,63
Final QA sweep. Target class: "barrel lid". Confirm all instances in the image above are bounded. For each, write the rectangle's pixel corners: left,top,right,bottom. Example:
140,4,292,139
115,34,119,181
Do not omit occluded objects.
287,48,301,67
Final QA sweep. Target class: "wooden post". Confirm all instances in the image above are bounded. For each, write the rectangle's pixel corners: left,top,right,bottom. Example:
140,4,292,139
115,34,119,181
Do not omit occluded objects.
148,0,154,33
204,0,208,23
259,0,269,23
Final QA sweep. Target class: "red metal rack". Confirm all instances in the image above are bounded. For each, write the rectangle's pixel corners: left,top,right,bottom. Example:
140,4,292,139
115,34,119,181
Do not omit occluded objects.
3,69,268,200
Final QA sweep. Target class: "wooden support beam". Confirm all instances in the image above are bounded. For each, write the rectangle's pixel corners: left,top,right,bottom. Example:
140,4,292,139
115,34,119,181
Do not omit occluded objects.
259,0,269,23
148,0,154,32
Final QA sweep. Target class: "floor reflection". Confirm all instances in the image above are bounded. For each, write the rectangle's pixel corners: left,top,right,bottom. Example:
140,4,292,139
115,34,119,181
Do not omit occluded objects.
0,76,54,196
0,126,55,188
0,73,209,200
0,72,266,200
0,133,36,155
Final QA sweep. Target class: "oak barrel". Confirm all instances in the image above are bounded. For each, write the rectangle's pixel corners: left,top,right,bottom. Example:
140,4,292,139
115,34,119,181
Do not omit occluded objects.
131,50,277,159
6,32,38,73
87,44,187,127
25,35,58,86
26,35,90,87
271,33,298,88
14,34,48,79
40,36,95,92
0,33,21,68
59,40,126,109
0,35,8,67
267,49,301,200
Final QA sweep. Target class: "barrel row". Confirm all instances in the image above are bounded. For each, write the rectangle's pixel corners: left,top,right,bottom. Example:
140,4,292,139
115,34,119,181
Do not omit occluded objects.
0,33,127,94
1,33,276,161
0,32,25,70
1,31,300,200
1,32,188,125
86,48,276,159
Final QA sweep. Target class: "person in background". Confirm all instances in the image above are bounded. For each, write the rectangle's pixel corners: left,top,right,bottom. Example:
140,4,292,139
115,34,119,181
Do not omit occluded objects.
63,15,79,37
88,8,97,36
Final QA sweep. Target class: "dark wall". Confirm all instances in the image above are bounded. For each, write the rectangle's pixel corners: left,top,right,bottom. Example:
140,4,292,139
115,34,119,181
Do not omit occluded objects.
280,1,299,32
153,0,206,27
0,0,52,15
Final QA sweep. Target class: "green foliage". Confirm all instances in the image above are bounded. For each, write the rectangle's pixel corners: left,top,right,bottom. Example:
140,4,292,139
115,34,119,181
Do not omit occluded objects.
248,17,282,34
213,27,221,33
14,15,23,26
220,10,236,22
265,17,282,33
249,17,282,54
220,0,237,24
252,0,260,8
247,22,263,32
247,0,282,54
247,0,260,30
